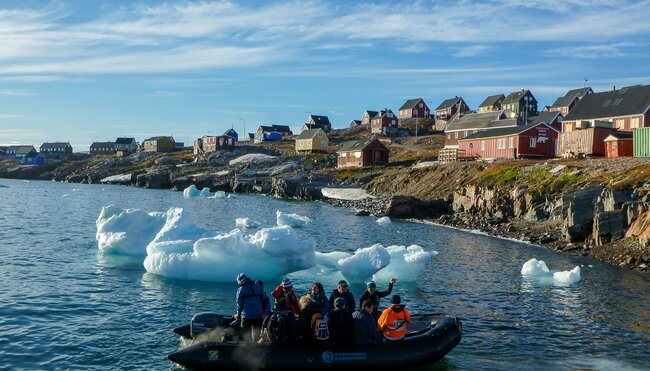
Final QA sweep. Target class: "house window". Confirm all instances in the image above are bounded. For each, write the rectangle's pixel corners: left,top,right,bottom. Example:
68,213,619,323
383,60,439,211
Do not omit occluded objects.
454,132,458,139
631,117,640,129
530,138,537,148
509,137,514,148
615,119,625,129
497,139,504,149
419,103,423,108
480,141,485,151
447,134,451,139
355,152,361,158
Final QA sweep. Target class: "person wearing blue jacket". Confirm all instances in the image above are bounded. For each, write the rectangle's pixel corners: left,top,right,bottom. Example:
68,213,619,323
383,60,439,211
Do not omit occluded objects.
352,300,382,345
235,273,267,341
255,280,272,319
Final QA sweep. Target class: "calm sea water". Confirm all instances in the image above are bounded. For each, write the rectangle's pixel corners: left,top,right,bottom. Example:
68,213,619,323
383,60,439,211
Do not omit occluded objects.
0,179,649,370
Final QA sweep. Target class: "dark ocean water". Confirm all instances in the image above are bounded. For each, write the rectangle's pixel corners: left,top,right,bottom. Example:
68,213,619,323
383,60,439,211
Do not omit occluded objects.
0,179,649,370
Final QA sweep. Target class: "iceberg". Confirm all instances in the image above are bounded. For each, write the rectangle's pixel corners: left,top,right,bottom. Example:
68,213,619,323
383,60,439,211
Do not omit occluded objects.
276,210,311,227
377,216,392,225
338,244,391,282
183,185,202,198
212,191,226,199
373,245,438,282
521,258,582,285
315,251,351,269
96,205,165,256
235,217,260,229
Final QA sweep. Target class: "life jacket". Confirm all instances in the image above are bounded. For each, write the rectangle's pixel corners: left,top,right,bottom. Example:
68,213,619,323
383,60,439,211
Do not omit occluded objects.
310,312,329,341
267,311,290,344
378,306,410,341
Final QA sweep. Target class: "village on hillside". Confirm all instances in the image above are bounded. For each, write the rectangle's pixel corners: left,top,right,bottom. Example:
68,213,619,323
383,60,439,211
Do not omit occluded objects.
2,84,650,170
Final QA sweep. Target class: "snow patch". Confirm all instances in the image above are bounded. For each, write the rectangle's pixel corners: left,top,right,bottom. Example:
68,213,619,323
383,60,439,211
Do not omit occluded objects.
229,153,277,166
321,188,375,201
276,210,311,227
100,173,132,184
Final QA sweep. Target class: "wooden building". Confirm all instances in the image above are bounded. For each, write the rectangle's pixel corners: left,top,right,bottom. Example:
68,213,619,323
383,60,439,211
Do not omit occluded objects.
562,85,650,133
349,120,362,127
527,111,563,131
444,111,517,148
303,115,332,132
435,97,470,124
143,136,176,152
194,135,236,155
295,128,328,153
458,121,559,159
398,98,429,120
501,89,538,119
557,127,615,156
223,129,238,142
115,137,138,154
477,94,505,113
40,142,72,157
604,132,633,158
24,151,45,165
370,109,398,134
549,87,593,116
361,110,379,125
337,138,389,168
90,142,117,156
257,125,293,137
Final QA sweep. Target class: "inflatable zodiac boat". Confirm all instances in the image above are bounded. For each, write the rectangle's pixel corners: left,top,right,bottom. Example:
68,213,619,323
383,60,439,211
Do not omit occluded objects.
168,312,462,370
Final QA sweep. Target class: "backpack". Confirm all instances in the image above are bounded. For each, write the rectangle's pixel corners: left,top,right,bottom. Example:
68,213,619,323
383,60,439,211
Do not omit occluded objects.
267,312,289,344
311,312,329,341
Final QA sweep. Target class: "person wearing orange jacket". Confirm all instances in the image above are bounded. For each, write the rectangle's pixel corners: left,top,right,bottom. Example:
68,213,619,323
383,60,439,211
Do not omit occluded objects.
271,278,301,316
377,295,411,341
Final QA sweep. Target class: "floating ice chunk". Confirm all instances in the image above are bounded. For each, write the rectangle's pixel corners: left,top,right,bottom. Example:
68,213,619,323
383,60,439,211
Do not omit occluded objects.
235,217,260,229
144,225,316,282
377,216,392,225
212,191,226,199
183,185,202,198
276,210,311,227
229,153,277,166
96,205,166,256
521,258,581,285
200,187,212,197
338,244,391,283
521,258,550,276
315,251,351,269
374,245,438,282
553,266,581,285
227,194,236,199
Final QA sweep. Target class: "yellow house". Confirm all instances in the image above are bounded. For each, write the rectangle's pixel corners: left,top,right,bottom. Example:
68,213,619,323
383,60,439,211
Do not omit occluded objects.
295,128,328,153
143,136,176,152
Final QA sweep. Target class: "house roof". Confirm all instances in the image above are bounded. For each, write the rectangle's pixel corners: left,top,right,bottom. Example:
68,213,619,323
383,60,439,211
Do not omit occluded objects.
309,115,331,127
445,111,512,132
564,85,650,121
350,120,362,126
364,110,379,119
478,94,505,108
10,145,36,154
604,132,633,141
303,122,326,130
40,142,71,149
374,109,394,120
527,111,561,126
460,121,557,141
566,87,592,99
272,125,292,132
115,137,136,144
551,95,577,108
501,90,532,104
144,136,174,142
399,98,424,110
436,97,461,110
90,142,117,148
223,128,237,135
259,125,275,132
336,137,386,153
296,128,324,140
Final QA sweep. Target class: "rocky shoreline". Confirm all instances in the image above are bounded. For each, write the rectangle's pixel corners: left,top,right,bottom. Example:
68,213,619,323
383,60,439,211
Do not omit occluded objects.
2,149,649,273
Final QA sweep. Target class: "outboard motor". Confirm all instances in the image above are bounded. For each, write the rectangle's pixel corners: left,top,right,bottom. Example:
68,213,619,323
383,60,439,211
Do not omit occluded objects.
190,313,224,337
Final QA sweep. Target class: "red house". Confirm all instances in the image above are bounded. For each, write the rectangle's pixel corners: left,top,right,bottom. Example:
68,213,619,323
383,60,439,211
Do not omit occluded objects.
336,137,389,168
398,98,429,120
549,87,593,116
371,109,398,134
444,110,516,148
604,132,633,158
458,121,559,159
435,96,470,124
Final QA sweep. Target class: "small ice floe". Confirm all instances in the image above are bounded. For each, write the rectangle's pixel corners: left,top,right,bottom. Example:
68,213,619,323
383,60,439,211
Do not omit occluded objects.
376,216,392,225
63,194,70,198
276,210,311,227
521,258,581,285
227,194,236,199
183,185,212,198
235,217,260,229
211,191,226,199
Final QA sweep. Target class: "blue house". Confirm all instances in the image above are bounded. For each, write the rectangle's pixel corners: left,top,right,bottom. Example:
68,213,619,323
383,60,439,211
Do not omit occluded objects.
224,128,239,142
23,151,45,165
8,145,37,160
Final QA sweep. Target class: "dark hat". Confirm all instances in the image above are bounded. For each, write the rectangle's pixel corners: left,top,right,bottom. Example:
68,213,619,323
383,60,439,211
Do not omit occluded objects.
334,297,346,309
338,280,348,286
390,295,401,305
236,273,248,286
281,278,293,288
255,280,264,287
366,281,376,288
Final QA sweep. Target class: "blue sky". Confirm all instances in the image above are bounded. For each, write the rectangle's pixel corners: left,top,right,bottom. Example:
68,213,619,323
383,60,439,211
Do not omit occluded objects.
1,0,649,151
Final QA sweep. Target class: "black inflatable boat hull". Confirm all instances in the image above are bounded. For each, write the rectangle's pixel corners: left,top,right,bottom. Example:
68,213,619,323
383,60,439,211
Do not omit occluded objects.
168,314,461,370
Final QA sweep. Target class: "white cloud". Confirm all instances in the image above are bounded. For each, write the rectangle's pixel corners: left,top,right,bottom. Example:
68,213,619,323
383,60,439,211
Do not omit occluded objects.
546,43,644,59
453,45,491,57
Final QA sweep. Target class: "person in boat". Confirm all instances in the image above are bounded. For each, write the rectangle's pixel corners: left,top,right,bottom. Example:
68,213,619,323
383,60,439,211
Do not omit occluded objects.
327,280,355,313
235,273,268,341
327,297,354,345
260,297,298,344
378,295,411,341
352,300,382,345
271,278,301,316
307,282,328,315
256,280,272,319
298,295,329,343
359,278,397,321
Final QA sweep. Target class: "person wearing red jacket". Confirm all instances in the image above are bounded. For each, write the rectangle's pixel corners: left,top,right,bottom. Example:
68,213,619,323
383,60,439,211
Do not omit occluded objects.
271,278,301,316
